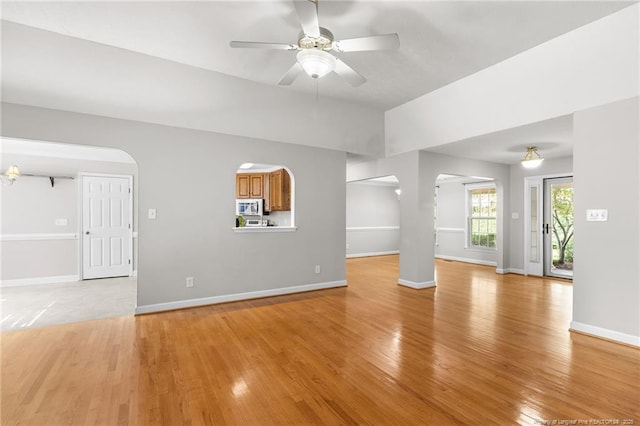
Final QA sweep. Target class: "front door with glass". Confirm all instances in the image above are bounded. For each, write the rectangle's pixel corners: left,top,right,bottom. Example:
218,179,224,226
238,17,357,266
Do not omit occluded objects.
543,177,574,279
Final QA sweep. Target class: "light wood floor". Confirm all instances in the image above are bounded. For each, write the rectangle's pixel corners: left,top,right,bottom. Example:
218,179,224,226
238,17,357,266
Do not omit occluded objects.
1,256,638,425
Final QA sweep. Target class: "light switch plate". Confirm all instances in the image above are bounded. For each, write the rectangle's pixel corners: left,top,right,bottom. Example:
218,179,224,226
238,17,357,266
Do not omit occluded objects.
148,208,157,219
55,218,68,226
511,212,520,219
586,209,608,222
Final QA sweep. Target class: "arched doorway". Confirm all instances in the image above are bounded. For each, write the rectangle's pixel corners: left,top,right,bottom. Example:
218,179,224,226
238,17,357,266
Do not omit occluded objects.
0,137,139,330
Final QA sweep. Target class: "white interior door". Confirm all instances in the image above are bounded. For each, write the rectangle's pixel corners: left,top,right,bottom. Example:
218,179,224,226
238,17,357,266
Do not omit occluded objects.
82,175,132,279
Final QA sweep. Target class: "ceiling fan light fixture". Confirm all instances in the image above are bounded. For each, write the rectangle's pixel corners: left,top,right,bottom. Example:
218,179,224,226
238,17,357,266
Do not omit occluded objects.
521,146,544,169
296,49,336,79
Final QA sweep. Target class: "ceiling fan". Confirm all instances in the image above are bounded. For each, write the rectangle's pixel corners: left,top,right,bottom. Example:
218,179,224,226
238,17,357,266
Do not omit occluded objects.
230,0,399,87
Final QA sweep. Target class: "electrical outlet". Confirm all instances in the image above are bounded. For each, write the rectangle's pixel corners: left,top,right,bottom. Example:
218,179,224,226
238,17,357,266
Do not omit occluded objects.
315,265,321,274
148,208,157,219
186,277,194,288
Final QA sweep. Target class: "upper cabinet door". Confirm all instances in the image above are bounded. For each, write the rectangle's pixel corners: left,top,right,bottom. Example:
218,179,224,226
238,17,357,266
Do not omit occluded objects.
236,174,251,198
249,174,264,198
269,169,291,211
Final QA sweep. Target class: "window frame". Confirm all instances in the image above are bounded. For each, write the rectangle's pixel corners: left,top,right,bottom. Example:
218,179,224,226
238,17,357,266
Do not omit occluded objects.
465,182,497,251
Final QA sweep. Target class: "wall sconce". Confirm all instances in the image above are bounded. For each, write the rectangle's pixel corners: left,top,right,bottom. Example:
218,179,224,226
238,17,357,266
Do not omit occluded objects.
1,165,20,185
521,147,544,169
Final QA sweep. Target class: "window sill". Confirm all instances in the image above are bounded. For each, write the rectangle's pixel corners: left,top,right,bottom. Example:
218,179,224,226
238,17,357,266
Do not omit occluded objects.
232,226,297,233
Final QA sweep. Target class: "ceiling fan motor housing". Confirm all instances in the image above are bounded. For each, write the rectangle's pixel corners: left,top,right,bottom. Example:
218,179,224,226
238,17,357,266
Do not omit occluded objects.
298,27,334,50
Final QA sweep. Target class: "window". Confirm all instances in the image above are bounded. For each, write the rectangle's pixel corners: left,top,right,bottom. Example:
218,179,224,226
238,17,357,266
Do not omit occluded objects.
468,185,497,249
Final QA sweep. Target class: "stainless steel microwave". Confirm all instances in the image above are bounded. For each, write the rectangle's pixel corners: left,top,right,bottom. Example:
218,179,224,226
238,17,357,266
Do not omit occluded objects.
236,199,263,216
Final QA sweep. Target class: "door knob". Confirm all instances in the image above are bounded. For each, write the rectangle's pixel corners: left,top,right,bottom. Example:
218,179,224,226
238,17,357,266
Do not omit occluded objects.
85,231,90,235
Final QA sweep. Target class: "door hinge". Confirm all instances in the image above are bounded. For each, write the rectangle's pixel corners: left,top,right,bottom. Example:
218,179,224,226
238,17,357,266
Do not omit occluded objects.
129,259,131,265
129,188,131,194
129,224,131,229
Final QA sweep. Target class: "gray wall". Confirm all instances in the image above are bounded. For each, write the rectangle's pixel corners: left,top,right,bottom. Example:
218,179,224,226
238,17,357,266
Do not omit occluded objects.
572,97,639,343
1,103,347,311
0,153,138,282
346,182,400,257
435,181,497,265
2,21,385,157
507,156,573,273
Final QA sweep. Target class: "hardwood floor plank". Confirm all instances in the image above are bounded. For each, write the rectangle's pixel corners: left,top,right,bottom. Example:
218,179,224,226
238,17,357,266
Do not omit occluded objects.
2,256,638,425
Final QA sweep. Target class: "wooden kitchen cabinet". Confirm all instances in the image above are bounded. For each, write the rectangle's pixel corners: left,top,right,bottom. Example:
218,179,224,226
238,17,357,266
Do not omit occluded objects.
269,169,291,211
236,173,264,198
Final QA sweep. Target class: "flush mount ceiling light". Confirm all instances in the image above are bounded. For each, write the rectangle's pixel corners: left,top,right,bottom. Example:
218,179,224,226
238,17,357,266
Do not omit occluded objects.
1,164,20,185
521,147,544,169
296,49,336,79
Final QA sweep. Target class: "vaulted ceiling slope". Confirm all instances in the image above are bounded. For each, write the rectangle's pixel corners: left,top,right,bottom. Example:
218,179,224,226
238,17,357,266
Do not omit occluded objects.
0,1,635,157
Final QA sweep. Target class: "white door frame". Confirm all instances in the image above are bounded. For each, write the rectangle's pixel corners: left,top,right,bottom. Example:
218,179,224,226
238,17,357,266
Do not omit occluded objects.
523,172,572,276
79,173,134,280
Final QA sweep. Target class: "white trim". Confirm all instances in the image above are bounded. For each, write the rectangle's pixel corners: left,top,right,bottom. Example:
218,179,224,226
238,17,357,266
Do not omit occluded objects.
436,227,464,233
570,321,640,347
0,233,78,241
232,226,297,233
398,279,436,289
1,274,79,287
346,226,400,232
132,270,138,277
496,268,525,275
347,250,399,259
135,280,347,315
435,254,496,267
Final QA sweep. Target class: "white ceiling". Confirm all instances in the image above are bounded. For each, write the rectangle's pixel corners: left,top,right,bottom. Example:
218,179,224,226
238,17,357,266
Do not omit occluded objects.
0,1,633,165
426,114,573,164
1,1,632,110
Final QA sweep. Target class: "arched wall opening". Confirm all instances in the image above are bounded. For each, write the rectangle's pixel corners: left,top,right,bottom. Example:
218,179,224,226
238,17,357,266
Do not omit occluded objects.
234,162,295,228
434,173,499,269
0,137,139,330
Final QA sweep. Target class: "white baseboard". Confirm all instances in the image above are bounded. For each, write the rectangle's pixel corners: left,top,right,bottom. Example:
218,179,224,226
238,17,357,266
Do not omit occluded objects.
435,254,496,267
398,279,436,289
347,250,399,259
570,321,640,347
135,280,347,315
496,268,525,275
1,274,79,287
346,226,400,232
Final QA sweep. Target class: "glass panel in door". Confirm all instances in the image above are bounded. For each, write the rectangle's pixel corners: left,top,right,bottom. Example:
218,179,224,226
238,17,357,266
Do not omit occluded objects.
525,178,543,276
544,177,574,279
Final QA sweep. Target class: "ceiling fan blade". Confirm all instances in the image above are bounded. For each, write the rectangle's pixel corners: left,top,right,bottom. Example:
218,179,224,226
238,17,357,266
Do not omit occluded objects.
293,0,320,38
333,58,366,87
230,41,298,50
278,62,304,86
334,33,400,53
